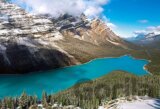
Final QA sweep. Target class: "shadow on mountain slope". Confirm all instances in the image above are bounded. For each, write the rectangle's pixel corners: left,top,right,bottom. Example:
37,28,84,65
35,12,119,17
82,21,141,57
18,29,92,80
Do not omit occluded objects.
0,43,75,74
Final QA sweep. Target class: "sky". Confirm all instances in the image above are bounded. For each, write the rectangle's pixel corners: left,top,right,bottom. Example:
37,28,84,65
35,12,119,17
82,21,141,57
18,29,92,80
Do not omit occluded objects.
11,0,160,38
103,0,160,38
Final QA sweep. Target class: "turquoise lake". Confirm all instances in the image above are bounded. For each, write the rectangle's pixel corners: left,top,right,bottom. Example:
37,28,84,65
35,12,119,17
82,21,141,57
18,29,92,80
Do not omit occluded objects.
0,55,149,99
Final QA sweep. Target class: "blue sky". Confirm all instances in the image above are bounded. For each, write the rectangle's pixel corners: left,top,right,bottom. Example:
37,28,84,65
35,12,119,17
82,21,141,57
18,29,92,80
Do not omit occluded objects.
103,0,160,37
11,0,160,38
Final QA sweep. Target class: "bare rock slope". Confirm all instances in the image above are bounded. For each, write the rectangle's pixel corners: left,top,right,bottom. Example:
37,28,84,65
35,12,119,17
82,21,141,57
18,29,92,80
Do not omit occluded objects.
0,0,129,74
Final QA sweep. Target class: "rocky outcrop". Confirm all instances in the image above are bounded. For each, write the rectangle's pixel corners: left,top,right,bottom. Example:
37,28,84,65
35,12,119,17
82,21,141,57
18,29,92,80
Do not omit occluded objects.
52,14,126,47
0,1,79,74
0,0,129,74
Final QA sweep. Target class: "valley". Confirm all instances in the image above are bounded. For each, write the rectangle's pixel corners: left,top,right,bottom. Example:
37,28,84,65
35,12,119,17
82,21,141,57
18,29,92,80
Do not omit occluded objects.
0,0,160,109
0,0,131,74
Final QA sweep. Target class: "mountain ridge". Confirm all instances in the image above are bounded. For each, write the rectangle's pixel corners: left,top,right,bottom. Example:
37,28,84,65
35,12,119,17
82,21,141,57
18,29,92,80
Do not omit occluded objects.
128,32,160,49
0,0,131,74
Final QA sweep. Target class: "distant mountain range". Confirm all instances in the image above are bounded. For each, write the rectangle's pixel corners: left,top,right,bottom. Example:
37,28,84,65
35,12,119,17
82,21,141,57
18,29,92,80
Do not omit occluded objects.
0,0,132,74
135,33,160,43
127,32,160,48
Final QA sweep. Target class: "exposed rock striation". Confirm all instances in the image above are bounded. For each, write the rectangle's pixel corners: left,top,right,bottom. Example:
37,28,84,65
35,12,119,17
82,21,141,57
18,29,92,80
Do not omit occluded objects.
0,0,128,74
51,14,126,47
0,1,79,73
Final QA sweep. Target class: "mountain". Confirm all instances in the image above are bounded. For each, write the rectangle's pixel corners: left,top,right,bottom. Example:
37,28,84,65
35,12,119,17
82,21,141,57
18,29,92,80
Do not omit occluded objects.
136,33,160,43
51,14,127,46
129,32,160,44
128,32,160,48
0,0,130,74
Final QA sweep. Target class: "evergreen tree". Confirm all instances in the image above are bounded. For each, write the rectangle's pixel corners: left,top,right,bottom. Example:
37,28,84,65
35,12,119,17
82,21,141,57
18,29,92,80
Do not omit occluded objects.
42,91,48,107
19,91,29,109
1,99,6,109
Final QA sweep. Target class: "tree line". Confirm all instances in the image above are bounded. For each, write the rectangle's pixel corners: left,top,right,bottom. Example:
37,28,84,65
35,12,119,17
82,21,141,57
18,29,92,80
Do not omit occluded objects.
0,71,160,109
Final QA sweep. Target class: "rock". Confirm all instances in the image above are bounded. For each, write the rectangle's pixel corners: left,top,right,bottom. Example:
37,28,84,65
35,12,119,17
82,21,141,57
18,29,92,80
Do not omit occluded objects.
0,1,128,74
55,15,125,46
0,1,78,74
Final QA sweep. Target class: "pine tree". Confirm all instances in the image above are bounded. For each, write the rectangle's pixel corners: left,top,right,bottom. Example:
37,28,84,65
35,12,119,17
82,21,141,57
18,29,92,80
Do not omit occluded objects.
1,99,6,109
33,95,37,105
19,91,29,109
42,91,48,108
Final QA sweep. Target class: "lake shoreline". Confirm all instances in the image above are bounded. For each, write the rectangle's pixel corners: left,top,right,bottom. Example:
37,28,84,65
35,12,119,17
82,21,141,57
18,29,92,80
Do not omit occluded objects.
0,54,151,76
0,55,150,99
52,54,151,76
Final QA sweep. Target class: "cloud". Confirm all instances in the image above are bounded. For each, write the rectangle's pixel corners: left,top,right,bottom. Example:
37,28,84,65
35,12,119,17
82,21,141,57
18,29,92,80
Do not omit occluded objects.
94,0,110,5
11,0,109,18
146,26,160,34
146,26,157,31
157,26,160,31
84,6,103,18
11,0,118,32
107,22,117,29
102,16,117,30
133,25,160,36
134,30,146,35
138,19,149,24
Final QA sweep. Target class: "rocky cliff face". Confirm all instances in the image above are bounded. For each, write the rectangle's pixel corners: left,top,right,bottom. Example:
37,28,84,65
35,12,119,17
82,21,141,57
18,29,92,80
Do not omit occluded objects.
0,0,128,74
51,14,126,47
0,1,79,73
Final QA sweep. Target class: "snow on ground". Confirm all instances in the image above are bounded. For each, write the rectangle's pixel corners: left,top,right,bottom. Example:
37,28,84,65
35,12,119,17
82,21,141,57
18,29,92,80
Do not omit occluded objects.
104,96,160,109
106,38,120,46
117,99,160,109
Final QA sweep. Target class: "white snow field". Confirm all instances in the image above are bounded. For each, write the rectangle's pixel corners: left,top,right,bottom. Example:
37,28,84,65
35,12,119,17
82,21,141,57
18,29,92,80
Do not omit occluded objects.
118,99,160,109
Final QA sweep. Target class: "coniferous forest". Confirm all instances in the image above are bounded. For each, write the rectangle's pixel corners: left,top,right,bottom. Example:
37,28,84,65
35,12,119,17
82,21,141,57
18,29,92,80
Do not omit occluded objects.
0,71,159,109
